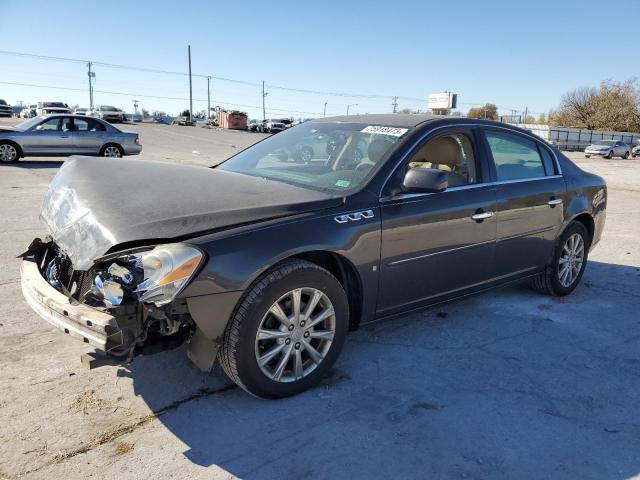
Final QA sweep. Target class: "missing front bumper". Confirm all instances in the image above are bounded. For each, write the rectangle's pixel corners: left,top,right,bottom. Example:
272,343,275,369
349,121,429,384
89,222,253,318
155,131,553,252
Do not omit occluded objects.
20,258,127,352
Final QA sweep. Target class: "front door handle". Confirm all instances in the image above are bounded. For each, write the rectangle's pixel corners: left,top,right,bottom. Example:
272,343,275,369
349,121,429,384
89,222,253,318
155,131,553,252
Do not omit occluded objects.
471,210,494,222
548,198,563,207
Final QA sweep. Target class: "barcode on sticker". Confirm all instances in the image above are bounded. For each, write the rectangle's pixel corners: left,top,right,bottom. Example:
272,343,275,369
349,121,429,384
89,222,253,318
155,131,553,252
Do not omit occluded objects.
361,126,408,137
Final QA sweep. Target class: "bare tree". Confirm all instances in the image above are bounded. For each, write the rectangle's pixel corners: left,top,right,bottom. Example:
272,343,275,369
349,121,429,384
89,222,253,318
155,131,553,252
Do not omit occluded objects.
551,79,640,132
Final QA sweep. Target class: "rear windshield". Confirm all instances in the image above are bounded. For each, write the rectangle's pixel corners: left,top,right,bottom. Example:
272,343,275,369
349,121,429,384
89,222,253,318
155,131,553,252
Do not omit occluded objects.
218,122,409,193
0,100,7,105
43,102,66,108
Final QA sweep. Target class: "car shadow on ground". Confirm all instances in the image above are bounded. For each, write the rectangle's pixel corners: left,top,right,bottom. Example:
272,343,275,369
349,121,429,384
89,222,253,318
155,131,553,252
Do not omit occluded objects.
4,160,65,169
117,260,640,479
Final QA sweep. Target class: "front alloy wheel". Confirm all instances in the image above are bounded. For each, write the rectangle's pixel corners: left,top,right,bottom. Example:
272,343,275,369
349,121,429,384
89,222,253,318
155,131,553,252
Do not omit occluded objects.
0,143,18,163
219,259,348,398
255,287,335,382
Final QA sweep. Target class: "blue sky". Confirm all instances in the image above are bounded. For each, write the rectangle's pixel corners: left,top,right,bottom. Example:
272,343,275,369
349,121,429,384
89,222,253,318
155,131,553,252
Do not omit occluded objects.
1,0,638,119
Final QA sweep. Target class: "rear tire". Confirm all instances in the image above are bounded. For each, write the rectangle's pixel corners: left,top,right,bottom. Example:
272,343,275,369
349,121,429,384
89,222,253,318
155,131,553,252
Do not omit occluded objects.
218,259,349,399
531,221,590,296
100,144,124,158
605,150,613,159
584,154,590,158
623,151,630,159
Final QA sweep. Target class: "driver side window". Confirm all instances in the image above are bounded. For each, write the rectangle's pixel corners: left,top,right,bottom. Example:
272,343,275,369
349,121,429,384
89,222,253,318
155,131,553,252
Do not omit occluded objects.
406,132,477,187
37,117,61,131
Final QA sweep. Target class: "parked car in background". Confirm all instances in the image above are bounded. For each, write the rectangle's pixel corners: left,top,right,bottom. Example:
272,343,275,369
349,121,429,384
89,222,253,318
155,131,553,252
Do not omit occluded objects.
248,119,261,132
584,140,630,159
18,114,606,398
264,119,286,133
73,108,88,115
0,114,141,163
632,144,640,158
19,105,38,118
0,99,13,117
89,105,124,123
36,102,71,115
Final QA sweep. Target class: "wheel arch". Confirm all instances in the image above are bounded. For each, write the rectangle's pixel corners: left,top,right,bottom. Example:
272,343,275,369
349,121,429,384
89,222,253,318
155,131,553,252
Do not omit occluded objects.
291,250,363,330
569,212,595,245
0,139,23,158
99,142,124,155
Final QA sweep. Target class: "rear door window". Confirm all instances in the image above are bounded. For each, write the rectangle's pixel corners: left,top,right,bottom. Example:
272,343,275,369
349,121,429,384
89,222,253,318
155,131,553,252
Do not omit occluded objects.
74,118,106,132
484,130,547,181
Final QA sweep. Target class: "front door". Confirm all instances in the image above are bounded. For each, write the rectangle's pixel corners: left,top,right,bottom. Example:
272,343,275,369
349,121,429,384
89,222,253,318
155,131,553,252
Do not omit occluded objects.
378,128,497,315
481,128,567,278
24,116,72,154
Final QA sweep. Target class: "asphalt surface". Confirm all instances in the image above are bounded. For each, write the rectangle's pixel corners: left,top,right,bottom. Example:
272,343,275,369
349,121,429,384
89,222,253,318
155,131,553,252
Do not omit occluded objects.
0,119,639,480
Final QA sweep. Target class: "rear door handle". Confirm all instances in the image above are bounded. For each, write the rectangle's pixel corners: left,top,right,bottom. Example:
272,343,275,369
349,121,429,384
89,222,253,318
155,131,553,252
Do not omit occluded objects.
471,210,494,222
548,198,563,207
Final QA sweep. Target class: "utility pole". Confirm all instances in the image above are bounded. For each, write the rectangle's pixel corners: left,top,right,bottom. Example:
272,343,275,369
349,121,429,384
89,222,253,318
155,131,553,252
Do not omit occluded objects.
347,103,358,115
523,106,528,124
187,45,193,123
392,96,398,113
262,80,267,123
323,102,327,118
87,61,95,110
207,76,211,121
132,99,139,114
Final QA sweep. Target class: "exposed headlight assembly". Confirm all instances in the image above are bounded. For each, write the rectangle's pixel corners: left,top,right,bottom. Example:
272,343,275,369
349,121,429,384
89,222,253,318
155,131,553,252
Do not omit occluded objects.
131,244,204,306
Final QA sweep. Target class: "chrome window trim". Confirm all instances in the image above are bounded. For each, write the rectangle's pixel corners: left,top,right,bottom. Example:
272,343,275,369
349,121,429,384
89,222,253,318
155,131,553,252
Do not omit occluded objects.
381,175,564,203
379,122,563,199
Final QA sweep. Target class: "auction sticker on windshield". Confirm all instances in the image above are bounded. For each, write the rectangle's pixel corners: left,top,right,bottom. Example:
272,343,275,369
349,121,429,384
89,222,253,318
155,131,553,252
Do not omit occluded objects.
361,126,409,137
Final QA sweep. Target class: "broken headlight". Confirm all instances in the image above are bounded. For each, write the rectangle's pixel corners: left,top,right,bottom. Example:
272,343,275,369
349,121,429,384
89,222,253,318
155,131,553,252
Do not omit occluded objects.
93,244,203,307
132,244,204,306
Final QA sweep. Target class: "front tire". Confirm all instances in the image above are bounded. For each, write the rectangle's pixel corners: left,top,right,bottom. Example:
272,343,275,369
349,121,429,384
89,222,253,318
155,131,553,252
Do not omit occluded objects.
531,221,590,296
606,150,613,159
219,259,349,398
0,142,20,163
584,154,590,158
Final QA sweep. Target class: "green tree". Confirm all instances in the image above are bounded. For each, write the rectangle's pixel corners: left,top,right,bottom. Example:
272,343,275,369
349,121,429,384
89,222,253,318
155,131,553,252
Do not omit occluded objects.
466,103,498,120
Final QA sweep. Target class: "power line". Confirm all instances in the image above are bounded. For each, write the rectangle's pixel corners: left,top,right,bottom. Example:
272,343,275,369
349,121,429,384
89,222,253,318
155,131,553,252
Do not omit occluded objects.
0,80,337,116
0,49,425,101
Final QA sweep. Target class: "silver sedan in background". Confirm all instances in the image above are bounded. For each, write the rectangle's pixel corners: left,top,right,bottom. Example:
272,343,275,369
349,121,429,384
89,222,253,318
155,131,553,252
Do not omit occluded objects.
584,140,630,159
0,114,141,163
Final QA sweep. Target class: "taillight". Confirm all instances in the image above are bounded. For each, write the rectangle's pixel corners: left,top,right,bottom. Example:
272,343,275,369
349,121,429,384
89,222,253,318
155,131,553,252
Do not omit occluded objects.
134,136,140,145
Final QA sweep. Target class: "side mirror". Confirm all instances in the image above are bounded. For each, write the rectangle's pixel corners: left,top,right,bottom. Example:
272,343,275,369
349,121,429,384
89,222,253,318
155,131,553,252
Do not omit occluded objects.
402,168,448,193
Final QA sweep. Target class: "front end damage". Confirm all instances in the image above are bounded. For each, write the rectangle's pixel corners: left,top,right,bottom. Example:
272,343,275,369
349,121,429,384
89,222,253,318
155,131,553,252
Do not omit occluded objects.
20,238,197,360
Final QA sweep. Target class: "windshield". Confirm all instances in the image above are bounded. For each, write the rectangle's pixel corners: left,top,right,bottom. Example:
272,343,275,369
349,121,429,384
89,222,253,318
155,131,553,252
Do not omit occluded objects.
100,106,116,111
217,122,409,192
14,116,46,131
43,102,66,108
594,140,616,146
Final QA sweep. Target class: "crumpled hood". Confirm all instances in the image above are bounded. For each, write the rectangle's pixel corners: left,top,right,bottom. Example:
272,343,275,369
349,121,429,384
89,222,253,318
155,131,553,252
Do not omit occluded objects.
41,157,342,269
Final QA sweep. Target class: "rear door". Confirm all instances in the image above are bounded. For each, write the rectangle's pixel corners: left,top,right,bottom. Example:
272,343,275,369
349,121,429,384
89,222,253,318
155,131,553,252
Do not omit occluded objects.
481,128,566,279
378,127,497,315
72,117,107,154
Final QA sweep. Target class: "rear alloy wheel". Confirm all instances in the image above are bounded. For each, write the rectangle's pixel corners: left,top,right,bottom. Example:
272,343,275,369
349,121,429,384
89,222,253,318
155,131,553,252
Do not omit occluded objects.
219,259,348,398
531,221,589,296
102,145,123,158
0,143,19,163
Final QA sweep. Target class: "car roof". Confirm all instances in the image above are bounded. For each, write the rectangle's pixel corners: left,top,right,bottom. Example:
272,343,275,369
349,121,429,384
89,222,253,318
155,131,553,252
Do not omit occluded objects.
314,114,440,127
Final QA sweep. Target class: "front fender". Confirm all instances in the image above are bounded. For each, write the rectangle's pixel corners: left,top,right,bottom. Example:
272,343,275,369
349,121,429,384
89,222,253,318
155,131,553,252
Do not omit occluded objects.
180,205,381,335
